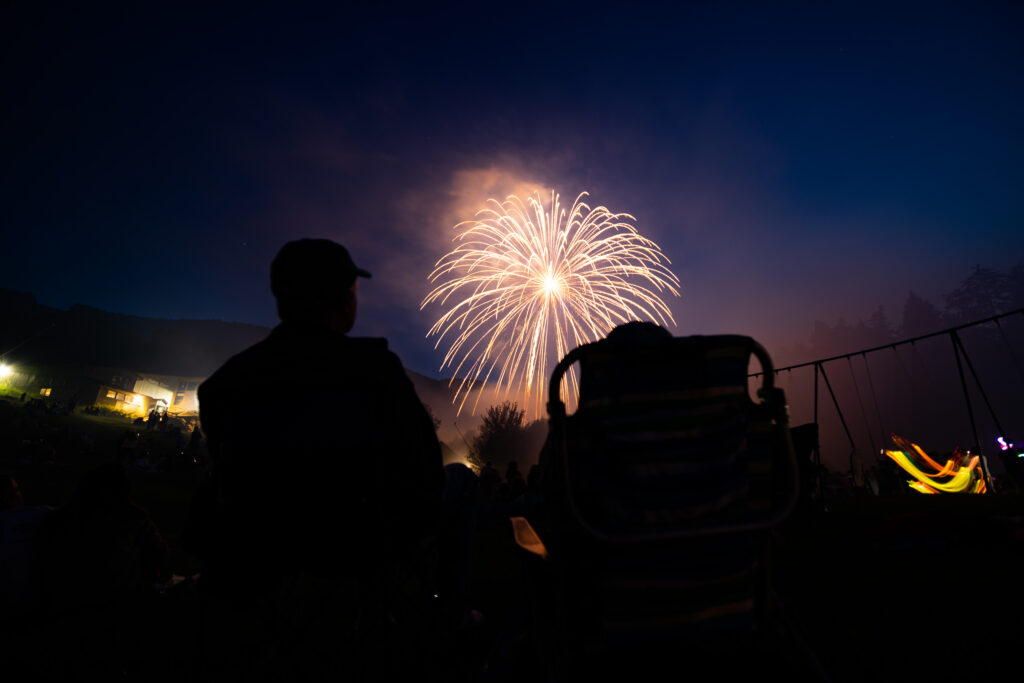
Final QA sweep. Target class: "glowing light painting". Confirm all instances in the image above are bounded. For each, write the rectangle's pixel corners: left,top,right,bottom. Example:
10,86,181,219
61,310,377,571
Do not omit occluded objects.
997,436,1024,459
423,190,680,416
883,433,986,494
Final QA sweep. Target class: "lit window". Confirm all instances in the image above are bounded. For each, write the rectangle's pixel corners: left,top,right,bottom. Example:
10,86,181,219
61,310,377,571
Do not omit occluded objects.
40,388,52,397
106,390,117,399
116,392,125,401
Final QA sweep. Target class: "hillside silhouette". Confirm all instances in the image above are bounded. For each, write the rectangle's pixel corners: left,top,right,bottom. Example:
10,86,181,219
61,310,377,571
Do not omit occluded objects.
0,288,507,462
0,289,269,377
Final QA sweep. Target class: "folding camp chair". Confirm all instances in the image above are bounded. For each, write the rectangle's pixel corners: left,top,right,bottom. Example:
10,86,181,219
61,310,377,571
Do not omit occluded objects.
518,323,809,680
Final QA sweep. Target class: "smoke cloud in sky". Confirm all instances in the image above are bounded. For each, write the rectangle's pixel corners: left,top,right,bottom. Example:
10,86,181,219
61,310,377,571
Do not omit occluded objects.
2,2,1021,384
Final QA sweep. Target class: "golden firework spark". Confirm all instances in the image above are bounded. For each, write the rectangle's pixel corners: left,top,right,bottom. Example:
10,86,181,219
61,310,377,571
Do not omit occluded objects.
422,190,680,417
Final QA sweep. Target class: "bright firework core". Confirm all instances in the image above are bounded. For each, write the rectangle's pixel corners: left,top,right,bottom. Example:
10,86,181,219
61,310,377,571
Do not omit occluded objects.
422,190,681,418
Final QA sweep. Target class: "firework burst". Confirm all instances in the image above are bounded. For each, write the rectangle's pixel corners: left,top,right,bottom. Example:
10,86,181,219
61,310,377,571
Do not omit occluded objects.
422,190,680,417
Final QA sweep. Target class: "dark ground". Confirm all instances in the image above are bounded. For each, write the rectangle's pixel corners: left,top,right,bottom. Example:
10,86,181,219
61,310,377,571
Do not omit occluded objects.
775,494,1024,682
0,400,206,576
3,399,1023,681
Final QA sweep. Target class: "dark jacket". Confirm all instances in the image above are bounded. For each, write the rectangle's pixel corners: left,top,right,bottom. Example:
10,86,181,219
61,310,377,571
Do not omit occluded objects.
193,322,443,591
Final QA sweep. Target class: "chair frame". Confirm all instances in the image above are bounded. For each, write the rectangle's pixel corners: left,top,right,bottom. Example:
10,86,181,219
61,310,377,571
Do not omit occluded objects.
545,335,801,543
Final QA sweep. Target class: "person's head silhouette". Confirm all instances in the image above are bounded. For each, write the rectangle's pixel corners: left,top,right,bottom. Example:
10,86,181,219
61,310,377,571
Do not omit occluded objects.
270,239,372,333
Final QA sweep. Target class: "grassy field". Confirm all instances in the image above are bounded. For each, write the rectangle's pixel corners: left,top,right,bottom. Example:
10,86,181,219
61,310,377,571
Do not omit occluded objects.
4,394,1024,680
774,493,1024,681
0,398,205,576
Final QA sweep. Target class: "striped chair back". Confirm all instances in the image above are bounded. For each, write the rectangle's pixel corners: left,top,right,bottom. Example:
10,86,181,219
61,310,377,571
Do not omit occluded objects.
547,331,797,541
535,328,799,662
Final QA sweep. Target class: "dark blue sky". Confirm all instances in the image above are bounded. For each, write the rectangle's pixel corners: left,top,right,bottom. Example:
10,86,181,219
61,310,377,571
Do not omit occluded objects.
3,1,1022,378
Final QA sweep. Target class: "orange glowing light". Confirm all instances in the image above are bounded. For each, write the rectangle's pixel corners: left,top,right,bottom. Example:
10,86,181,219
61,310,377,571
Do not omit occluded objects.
510,516,549,559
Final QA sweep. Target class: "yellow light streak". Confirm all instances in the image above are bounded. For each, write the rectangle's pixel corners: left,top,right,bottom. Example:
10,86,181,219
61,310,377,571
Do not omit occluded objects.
422,190,680,417
884,433,985,494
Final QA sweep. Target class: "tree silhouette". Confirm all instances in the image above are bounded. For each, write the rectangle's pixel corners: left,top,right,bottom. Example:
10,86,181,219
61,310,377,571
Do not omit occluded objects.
1009,263,1024,310
468,401,529,473
945,264,1012,323
901,291,944,337
866,306,894,344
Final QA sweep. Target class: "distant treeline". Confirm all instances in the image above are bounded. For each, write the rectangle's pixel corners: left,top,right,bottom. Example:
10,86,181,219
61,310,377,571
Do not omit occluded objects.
765,263,1024,476
779,263,1024,365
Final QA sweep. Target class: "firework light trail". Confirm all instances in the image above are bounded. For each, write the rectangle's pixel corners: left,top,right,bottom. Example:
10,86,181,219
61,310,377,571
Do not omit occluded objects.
422,190,681,417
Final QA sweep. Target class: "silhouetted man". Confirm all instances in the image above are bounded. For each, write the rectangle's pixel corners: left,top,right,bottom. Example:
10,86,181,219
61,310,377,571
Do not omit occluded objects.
193,239,444,679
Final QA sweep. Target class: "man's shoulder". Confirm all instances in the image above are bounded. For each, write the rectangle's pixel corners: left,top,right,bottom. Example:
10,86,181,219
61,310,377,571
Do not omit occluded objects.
198,335,277,395
200,330,406,393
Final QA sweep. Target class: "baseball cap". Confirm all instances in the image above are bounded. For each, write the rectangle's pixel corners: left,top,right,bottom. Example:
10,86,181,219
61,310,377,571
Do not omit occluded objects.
270,239,372,300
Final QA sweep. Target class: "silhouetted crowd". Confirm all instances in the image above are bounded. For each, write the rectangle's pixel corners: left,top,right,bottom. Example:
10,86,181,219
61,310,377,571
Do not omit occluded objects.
1,427,546,681
0,386,861,682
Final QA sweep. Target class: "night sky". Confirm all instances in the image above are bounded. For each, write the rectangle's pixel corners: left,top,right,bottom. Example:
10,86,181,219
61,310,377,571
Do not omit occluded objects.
3,2,1022,379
